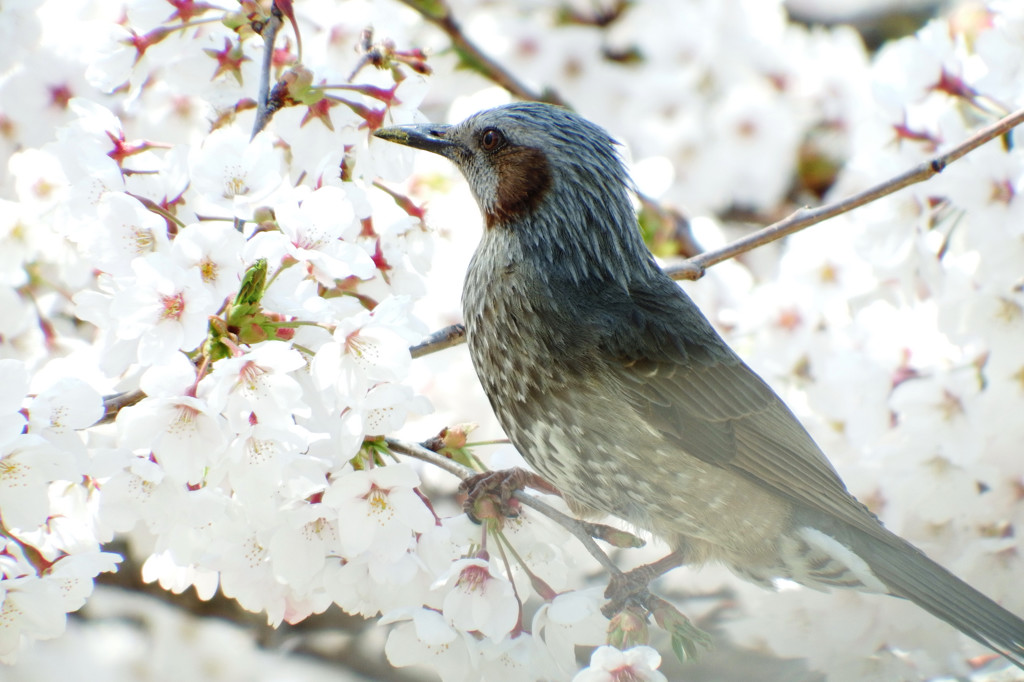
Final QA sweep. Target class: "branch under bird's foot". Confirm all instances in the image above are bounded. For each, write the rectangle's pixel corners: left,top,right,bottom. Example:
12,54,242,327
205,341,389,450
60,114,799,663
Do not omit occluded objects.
459,467,559,522
603,550,686,618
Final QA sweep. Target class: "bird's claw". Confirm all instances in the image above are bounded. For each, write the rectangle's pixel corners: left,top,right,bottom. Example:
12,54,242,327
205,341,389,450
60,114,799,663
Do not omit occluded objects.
603,571,655,618
602,550,686,618
459,467,543,523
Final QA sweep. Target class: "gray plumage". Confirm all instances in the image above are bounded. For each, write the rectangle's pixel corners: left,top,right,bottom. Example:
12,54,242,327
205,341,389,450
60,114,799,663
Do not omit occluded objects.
375,101,1024,668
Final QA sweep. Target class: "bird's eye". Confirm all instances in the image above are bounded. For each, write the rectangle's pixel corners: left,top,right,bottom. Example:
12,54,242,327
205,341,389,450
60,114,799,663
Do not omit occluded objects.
480,128,504,151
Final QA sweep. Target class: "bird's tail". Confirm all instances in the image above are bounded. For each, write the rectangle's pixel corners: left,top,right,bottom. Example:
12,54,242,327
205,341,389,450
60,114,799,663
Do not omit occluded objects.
854,528,1024,670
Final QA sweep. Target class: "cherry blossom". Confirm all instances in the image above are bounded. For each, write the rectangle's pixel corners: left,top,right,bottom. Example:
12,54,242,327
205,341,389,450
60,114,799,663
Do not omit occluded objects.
198,341,309,430
311,295,424,397
106,253,217,366
116,396,228,485
0,550,119,662
219,424,312,518
170,222,246,301
322,463,435,558
80,193,169,276
383,607,477,682
324,548,429,618
95,452,164,536
435,557,520,642
187,128,285,220
0,434,75,531
267,503,339,587
24,378,103,454
572,645,668,682
0,575,70,660
532,589,609,676
215,522,287,623
248,185,376,286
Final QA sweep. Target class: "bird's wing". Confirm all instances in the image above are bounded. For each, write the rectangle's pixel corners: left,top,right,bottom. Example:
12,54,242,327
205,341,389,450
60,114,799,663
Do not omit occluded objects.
594,277,893,543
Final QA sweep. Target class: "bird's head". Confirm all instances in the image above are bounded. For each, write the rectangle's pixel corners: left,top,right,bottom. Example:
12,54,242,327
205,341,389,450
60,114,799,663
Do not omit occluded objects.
375,102,651,282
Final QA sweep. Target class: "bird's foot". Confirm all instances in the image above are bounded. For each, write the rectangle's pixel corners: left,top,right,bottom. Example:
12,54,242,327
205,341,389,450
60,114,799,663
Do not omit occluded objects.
602,550,685,618
459,467,558,523
603,551,713,661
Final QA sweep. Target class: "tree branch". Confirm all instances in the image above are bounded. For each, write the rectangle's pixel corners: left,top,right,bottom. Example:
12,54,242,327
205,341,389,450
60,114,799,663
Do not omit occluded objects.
386,436,474,480
99,389,146,425
385,437,624,576
251,5,283,139
409,323,466,358
392,0,563,105
665,105,1024,280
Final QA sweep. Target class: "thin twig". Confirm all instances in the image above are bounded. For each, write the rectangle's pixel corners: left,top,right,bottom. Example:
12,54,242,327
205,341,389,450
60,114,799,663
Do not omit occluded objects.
385,437,622,575
386,437,473,479
392,0,562,105
410,324,466,358
665,106,1024,280
251,7,283,139
99,389,146,425
514,494,623,576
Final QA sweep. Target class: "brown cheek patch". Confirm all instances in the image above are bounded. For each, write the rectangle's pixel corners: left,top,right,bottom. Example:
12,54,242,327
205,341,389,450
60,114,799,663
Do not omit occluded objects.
486,145,552,229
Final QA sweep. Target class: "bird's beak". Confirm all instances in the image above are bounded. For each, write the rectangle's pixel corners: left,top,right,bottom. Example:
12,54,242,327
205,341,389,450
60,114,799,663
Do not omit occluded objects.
374,123,456,157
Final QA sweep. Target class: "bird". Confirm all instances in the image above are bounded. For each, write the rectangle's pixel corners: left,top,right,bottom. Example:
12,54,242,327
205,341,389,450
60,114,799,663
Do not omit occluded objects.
374,101,1024,669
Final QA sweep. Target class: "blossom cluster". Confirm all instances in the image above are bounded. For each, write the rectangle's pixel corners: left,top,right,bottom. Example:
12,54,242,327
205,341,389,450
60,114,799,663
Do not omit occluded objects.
2,0,447,663
1,0,1023,681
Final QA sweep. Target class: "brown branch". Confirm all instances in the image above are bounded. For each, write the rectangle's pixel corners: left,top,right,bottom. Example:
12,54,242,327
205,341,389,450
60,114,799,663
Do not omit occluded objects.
409,323,466,358
386,436,474,480
251,5,283,139
665,105,1024,280
393,0,563,105
385,437,624,575
99,389,146,424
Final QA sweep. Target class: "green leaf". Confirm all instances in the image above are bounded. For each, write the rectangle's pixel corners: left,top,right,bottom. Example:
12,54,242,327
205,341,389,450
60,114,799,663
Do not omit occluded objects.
235,258,268,306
